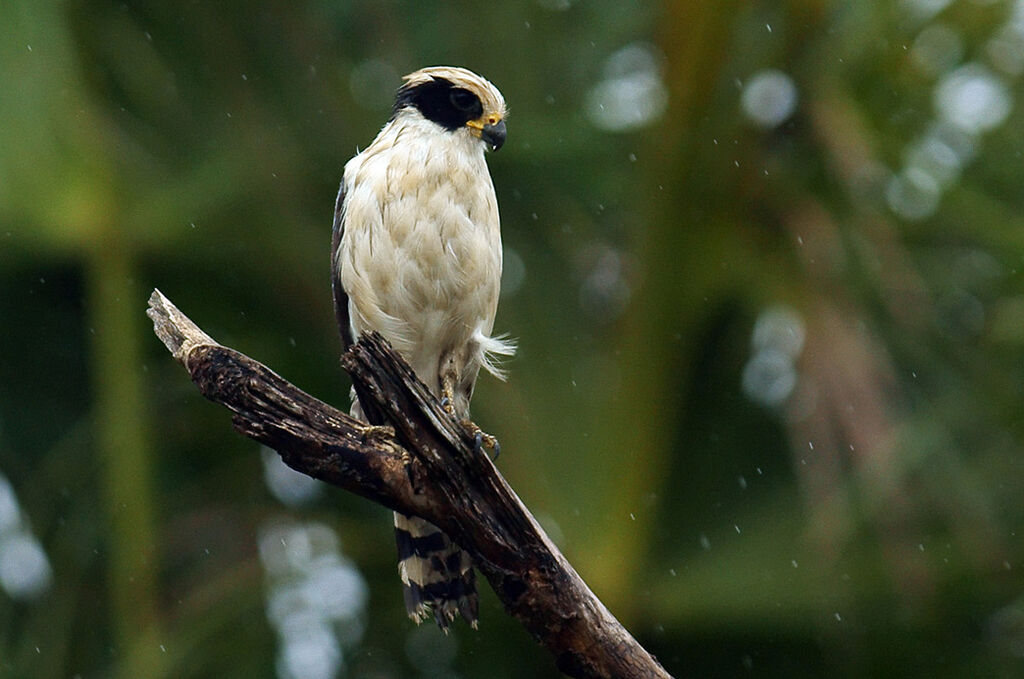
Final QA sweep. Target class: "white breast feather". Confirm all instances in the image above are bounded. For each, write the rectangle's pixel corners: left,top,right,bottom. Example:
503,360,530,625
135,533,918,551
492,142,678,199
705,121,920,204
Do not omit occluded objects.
336,114,514,396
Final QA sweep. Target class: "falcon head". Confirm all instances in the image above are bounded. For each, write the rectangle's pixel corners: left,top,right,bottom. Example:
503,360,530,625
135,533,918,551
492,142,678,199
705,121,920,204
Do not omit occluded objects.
393,66,507,151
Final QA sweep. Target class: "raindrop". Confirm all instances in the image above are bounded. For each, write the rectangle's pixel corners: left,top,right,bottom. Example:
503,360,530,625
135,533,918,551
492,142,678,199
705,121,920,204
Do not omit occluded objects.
904,134,962,188
0,533,52,600
0,475,22,533
926,120,977,164
263,448,322,507
742,349,796,406
751,306,805,357
886,167,941,220
301,559,368,620
276,625,341,679
699,533,711,550
740,69,798,128
987,27,1024,76
935,64,1012,134
578,244,631,322
585,43,668,132
260,519,367,679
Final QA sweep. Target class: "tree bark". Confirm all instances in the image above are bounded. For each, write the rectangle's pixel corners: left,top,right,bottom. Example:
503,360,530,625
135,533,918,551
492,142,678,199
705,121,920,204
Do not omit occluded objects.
146,289,671,679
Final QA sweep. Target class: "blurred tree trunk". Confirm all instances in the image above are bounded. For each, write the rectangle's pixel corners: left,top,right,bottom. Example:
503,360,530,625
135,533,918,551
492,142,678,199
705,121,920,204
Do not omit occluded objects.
578,0,747,615
87,231,164,679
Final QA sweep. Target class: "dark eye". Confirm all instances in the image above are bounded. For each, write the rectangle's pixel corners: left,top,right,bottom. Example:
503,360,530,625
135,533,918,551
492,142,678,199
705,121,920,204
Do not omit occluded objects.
450,89,478,111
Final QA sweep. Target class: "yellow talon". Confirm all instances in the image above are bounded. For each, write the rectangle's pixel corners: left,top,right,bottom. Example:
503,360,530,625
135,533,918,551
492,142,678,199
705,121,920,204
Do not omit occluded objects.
462,421,500,460
440,385,456,416
360,424,395,443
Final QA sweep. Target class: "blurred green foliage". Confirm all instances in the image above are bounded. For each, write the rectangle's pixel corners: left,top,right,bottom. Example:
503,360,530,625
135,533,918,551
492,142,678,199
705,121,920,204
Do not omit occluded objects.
3,1,1024,677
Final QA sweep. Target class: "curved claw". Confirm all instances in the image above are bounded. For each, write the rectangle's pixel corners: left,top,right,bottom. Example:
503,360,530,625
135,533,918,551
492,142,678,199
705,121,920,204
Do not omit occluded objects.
360,424,395,443
463,421,501,462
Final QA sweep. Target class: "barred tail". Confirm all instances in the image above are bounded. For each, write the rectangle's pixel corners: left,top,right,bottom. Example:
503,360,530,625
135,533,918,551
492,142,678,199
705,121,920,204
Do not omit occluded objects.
394,512,478,630
352,392,478,629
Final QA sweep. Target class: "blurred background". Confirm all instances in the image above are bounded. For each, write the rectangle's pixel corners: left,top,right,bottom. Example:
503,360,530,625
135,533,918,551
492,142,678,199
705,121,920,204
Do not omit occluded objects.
3,0,1024,677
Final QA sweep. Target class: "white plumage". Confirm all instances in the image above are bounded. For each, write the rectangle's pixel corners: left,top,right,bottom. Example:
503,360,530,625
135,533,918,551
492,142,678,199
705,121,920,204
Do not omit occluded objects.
331,66,512,628
337,113,512,410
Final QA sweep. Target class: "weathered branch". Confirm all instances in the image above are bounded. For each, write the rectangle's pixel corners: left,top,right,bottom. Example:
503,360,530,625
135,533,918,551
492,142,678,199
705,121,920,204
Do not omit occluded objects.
147,289,671,679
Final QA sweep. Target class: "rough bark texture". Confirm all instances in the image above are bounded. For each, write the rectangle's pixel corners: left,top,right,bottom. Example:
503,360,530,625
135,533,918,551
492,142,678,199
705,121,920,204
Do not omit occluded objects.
146,289,672,679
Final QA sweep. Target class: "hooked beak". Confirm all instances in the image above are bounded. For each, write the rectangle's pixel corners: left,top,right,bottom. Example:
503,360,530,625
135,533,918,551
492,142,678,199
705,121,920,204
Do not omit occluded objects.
480,119,507,151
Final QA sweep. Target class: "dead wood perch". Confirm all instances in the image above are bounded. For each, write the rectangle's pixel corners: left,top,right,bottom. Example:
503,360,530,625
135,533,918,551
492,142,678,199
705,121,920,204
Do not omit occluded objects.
146,289,671,679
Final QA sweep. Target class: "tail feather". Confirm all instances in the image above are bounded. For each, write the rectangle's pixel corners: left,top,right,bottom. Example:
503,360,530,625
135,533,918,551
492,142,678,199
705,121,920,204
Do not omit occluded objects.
394,512,478,630
353,389,479,630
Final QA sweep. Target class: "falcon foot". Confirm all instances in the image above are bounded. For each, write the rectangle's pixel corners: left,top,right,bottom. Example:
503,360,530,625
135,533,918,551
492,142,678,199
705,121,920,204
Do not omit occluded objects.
359,424,395,443
439,379,499,460
462,421,500,461
440,395,455,416
439,381,458,416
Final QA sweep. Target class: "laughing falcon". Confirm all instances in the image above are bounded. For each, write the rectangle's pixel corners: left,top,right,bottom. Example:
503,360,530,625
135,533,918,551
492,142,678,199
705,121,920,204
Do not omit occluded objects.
331,66,513,629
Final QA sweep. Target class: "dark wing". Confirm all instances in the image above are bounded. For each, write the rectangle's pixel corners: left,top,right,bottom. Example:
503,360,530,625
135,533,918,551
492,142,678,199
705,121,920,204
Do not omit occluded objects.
331,181,354,350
